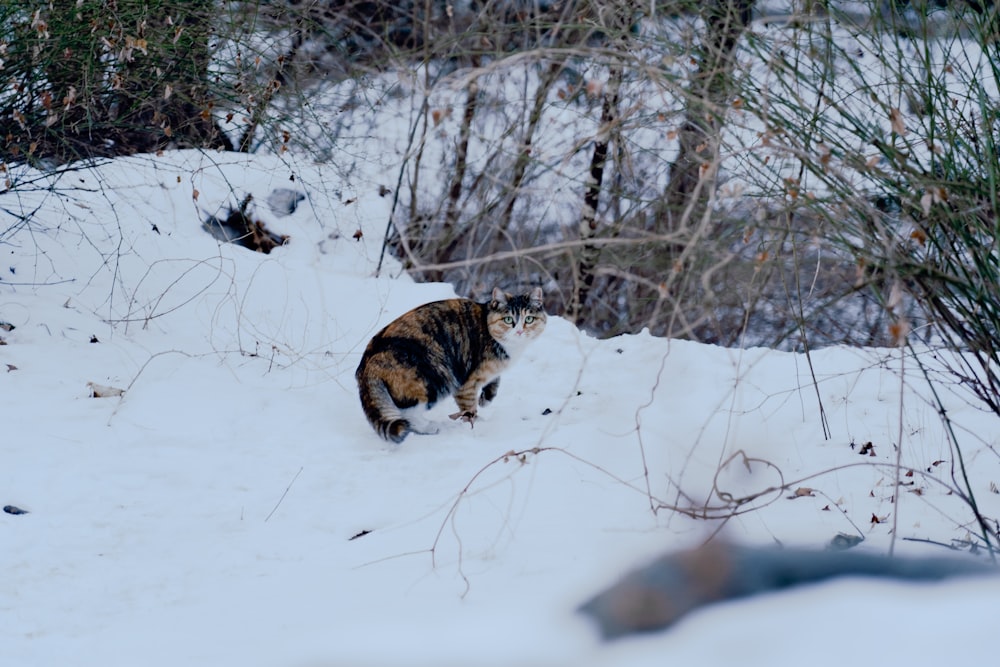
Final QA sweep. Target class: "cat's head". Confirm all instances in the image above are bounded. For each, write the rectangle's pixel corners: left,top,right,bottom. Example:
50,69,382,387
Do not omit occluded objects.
487,287,547,352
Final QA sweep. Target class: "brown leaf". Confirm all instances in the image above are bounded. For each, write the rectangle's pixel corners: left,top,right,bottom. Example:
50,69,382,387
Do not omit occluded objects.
352,229,363,241
431,108,451,126
889,107,907,135
889,319,910,346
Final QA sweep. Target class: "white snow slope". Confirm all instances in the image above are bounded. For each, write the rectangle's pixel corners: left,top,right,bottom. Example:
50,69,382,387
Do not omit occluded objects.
2,151,998,667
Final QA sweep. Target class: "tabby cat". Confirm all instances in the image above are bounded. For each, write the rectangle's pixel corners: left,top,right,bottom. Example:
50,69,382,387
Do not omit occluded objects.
355,287,546,443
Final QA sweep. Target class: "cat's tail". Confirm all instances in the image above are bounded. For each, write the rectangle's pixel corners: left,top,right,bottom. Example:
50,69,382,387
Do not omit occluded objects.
356,373,411,443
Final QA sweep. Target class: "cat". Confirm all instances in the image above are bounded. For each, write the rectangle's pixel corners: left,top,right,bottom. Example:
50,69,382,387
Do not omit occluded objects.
355,287,546,443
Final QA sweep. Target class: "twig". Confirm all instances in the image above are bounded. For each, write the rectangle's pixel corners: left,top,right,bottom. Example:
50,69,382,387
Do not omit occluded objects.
889,346,905,557
377,93,429,277
265,466,304,522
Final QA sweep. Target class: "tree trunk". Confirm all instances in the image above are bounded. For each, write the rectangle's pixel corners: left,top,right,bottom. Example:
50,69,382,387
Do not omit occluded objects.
660,0,755,230
570,64,623,325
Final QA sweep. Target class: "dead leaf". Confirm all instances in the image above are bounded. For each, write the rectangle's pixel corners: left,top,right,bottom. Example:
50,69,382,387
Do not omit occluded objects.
888,319,910,346
889,107,907,135
352,229,363,241
88,382,125,398
920,191,933,217
6,364,16,372
787,487,816,499
431,108,450,126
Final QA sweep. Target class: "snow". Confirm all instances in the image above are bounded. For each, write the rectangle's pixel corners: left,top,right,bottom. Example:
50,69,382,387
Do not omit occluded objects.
2,150,999,666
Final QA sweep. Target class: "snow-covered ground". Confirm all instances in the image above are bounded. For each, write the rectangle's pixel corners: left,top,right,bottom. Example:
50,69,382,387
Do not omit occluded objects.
2,151,998,666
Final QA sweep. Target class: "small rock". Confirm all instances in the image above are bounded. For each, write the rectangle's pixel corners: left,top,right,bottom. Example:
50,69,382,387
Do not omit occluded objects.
266,188,306,217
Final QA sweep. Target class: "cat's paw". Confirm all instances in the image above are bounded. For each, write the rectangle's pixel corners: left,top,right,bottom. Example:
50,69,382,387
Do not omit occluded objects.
409,421,440,436
448,410,477,428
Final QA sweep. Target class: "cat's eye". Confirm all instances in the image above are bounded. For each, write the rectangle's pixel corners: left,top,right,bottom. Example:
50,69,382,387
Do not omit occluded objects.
524,315,535,324
503,315,514,325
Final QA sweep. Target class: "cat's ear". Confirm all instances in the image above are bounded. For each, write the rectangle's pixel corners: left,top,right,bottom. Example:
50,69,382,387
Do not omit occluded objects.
529,286,543,308
491,287,508,306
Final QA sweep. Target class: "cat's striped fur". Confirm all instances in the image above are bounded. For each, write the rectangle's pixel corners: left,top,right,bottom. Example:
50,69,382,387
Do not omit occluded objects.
356,287,546,443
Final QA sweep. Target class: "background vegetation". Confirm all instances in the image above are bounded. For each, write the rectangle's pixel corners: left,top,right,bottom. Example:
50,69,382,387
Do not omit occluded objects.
3,1,1000,412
